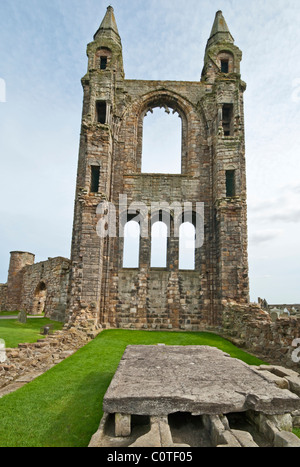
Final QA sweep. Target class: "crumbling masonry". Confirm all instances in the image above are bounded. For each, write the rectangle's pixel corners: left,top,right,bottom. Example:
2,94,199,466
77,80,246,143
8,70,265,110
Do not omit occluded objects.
66,8,249,331
0,8,299,369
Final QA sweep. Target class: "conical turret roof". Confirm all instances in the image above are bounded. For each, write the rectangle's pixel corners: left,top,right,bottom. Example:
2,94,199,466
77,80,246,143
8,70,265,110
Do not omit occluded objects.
207,11,234,47
94,6,121,42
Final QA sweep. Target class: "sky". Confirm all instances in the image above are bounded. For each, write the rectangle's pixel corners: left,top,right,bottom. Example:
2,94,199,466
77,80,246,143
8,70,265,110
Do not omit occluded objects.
0,0,300,304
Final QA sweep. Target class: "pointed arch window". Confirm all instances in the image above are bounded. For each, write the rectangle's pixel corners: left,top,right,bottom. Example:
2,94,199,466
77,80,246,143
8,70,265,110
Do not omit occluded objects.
151,221,168,268
123,221,140,268
142,107,182,174
179,222,196,270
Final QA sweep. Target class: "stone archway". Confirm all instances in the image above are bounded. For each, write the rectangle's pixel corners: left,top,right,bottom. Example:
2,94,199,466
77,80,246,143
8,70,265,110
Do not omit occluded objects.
32,281,47,316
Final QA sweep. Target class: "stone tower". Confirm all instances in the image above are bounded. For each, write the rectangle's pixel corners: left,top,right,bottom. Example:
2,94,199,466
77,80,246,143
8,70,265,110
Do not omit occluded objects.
6,251,35,312
66,8,249,331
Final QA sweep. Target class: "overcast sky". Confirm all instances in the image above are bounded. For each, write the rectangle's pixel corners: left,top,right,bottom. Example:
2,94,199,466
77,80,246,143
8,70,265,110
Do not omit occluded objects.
0,0,300,304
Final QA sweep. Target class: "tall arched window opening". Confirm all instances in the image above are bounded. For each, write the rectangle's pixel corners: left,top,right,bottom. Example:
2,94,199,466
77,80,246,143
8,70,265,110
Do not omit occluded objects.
179,222,196,270
151,221,168,268
123,221,140,268
142,107,182,174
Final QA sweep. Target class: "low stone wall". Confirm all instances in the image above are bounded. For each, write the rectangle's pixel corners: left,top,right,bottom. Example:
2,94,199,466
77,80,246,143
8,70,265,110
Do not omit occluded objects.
222,301,300,369
0,325,101,392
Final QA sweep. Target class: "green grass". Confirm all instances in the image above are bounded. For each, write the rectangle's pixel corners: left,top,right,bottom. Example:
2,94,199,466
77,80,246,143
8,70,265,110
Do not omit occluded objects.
0,311,22,316
0,329,268,447
0,311,44,317
0,318,63,348
293,428,300,438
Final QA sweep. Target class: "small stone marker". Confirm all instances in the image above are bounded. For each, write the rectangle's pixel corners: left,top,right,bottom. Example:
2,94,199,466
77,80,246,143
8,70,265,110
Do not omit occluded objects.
0,339,7,363
18,310,27,324
40,324,54,336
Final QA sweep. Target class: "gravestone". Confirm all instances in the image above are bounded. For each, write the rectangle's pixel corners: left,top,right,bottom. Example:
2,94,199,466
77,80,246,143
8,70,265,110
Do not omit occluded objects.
40,324,54,336
18,310,27,324
0,339,6,363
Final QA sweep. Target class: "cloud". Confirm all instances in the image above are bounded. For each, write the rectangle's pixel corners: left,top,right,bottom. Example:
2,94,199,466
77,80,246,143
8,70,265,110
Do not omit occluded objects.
250,229,283,245
249,183,300,226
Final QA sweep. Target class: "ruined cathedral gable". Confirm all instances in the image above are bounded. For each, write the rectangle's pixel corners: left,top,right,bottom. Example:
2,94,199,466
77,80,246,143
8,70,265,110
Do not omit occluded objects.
66,7,249,330
0,9,249,329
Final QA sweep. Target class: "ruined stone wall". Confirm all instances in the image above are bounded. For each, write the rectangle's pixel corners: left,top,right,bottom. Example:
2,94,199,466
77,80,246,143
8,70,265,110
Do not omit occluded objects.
20,257,71,322
0,253,70,322
0,284,7,311
6,252,35,311
222,302,300,369
66,11,249,331
116,269,204,331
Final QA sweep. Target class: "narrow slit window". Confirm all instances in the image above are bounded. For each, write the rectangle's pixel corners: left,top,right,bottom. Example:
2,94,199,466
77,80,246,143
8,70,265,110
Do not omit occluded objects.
222,104,233,136
221,60,229,73
90,166,100,193
100,57,107,70
96,101,107,124
226,170,236,197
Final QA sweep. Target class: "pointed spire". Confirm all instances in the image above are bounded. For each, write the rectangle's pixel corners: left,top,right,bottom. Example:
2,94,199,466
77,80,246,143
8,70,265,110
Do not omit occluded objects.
94,6,121,44
207,11,234,47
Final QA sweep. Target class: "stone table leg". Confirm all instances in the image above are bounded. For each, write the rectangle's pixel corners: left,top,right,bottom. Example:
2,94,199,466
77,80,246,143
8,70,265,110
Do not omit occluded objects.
115,413,131,437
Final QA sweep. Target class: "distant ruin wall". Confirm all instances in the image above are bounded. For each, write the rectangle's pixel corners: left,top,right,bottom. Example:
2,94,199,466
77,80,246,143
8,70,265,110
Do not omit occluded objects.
0,284,7,311
6,252,35,311
222,302,300,370
0,253,71,322
20,257,71,322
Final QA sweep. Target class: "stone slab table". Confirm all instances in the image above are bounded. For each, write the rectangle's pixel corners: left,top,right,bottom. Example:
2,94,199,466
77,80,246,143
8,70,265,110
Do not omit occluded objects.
103,345,300,436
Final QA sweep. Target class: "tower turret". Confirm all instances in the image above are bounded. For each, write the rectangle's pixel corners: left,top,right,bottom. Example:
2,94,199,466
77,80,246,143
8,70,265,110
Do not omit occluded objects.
202,12,249,306
201,10,242,83
67,7,124,327
86,6,124,81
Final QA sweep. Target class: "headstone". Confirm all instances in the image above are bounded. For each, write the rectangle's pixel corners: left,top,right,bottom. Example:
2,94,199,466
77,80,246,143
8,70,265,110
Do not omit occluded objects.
40,324,54,336
270,311,280,322
0,339,7,363
18,310,27,324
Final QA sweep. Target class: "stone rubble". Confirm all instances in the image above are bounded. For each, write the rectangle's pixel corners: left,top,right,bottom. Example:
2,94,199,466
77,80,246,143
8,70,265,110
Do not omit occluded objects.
0,325,102,397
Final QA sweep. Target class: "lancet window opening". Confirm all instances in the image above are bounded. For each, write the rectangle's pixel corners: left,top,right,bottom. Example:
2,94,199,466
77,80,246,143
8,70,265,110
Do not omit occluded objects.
136,99,188,175
122,220,141,269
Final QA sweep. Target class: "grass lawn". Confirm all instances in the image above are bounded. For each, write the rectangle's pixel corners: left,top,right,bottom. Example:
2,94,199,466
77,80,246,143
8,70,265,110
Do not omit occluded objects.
0,311,21,316
294,428,300,438
0,328,271,448
0,311,44,317
0,318,64,348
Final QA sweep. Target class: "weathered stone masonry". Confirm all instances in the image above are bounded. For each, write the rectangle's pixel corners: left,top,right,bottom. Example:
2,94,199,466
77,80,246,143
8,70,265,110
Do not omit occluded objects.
0,251,70,322
0,8,299,373
66,8,249,331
